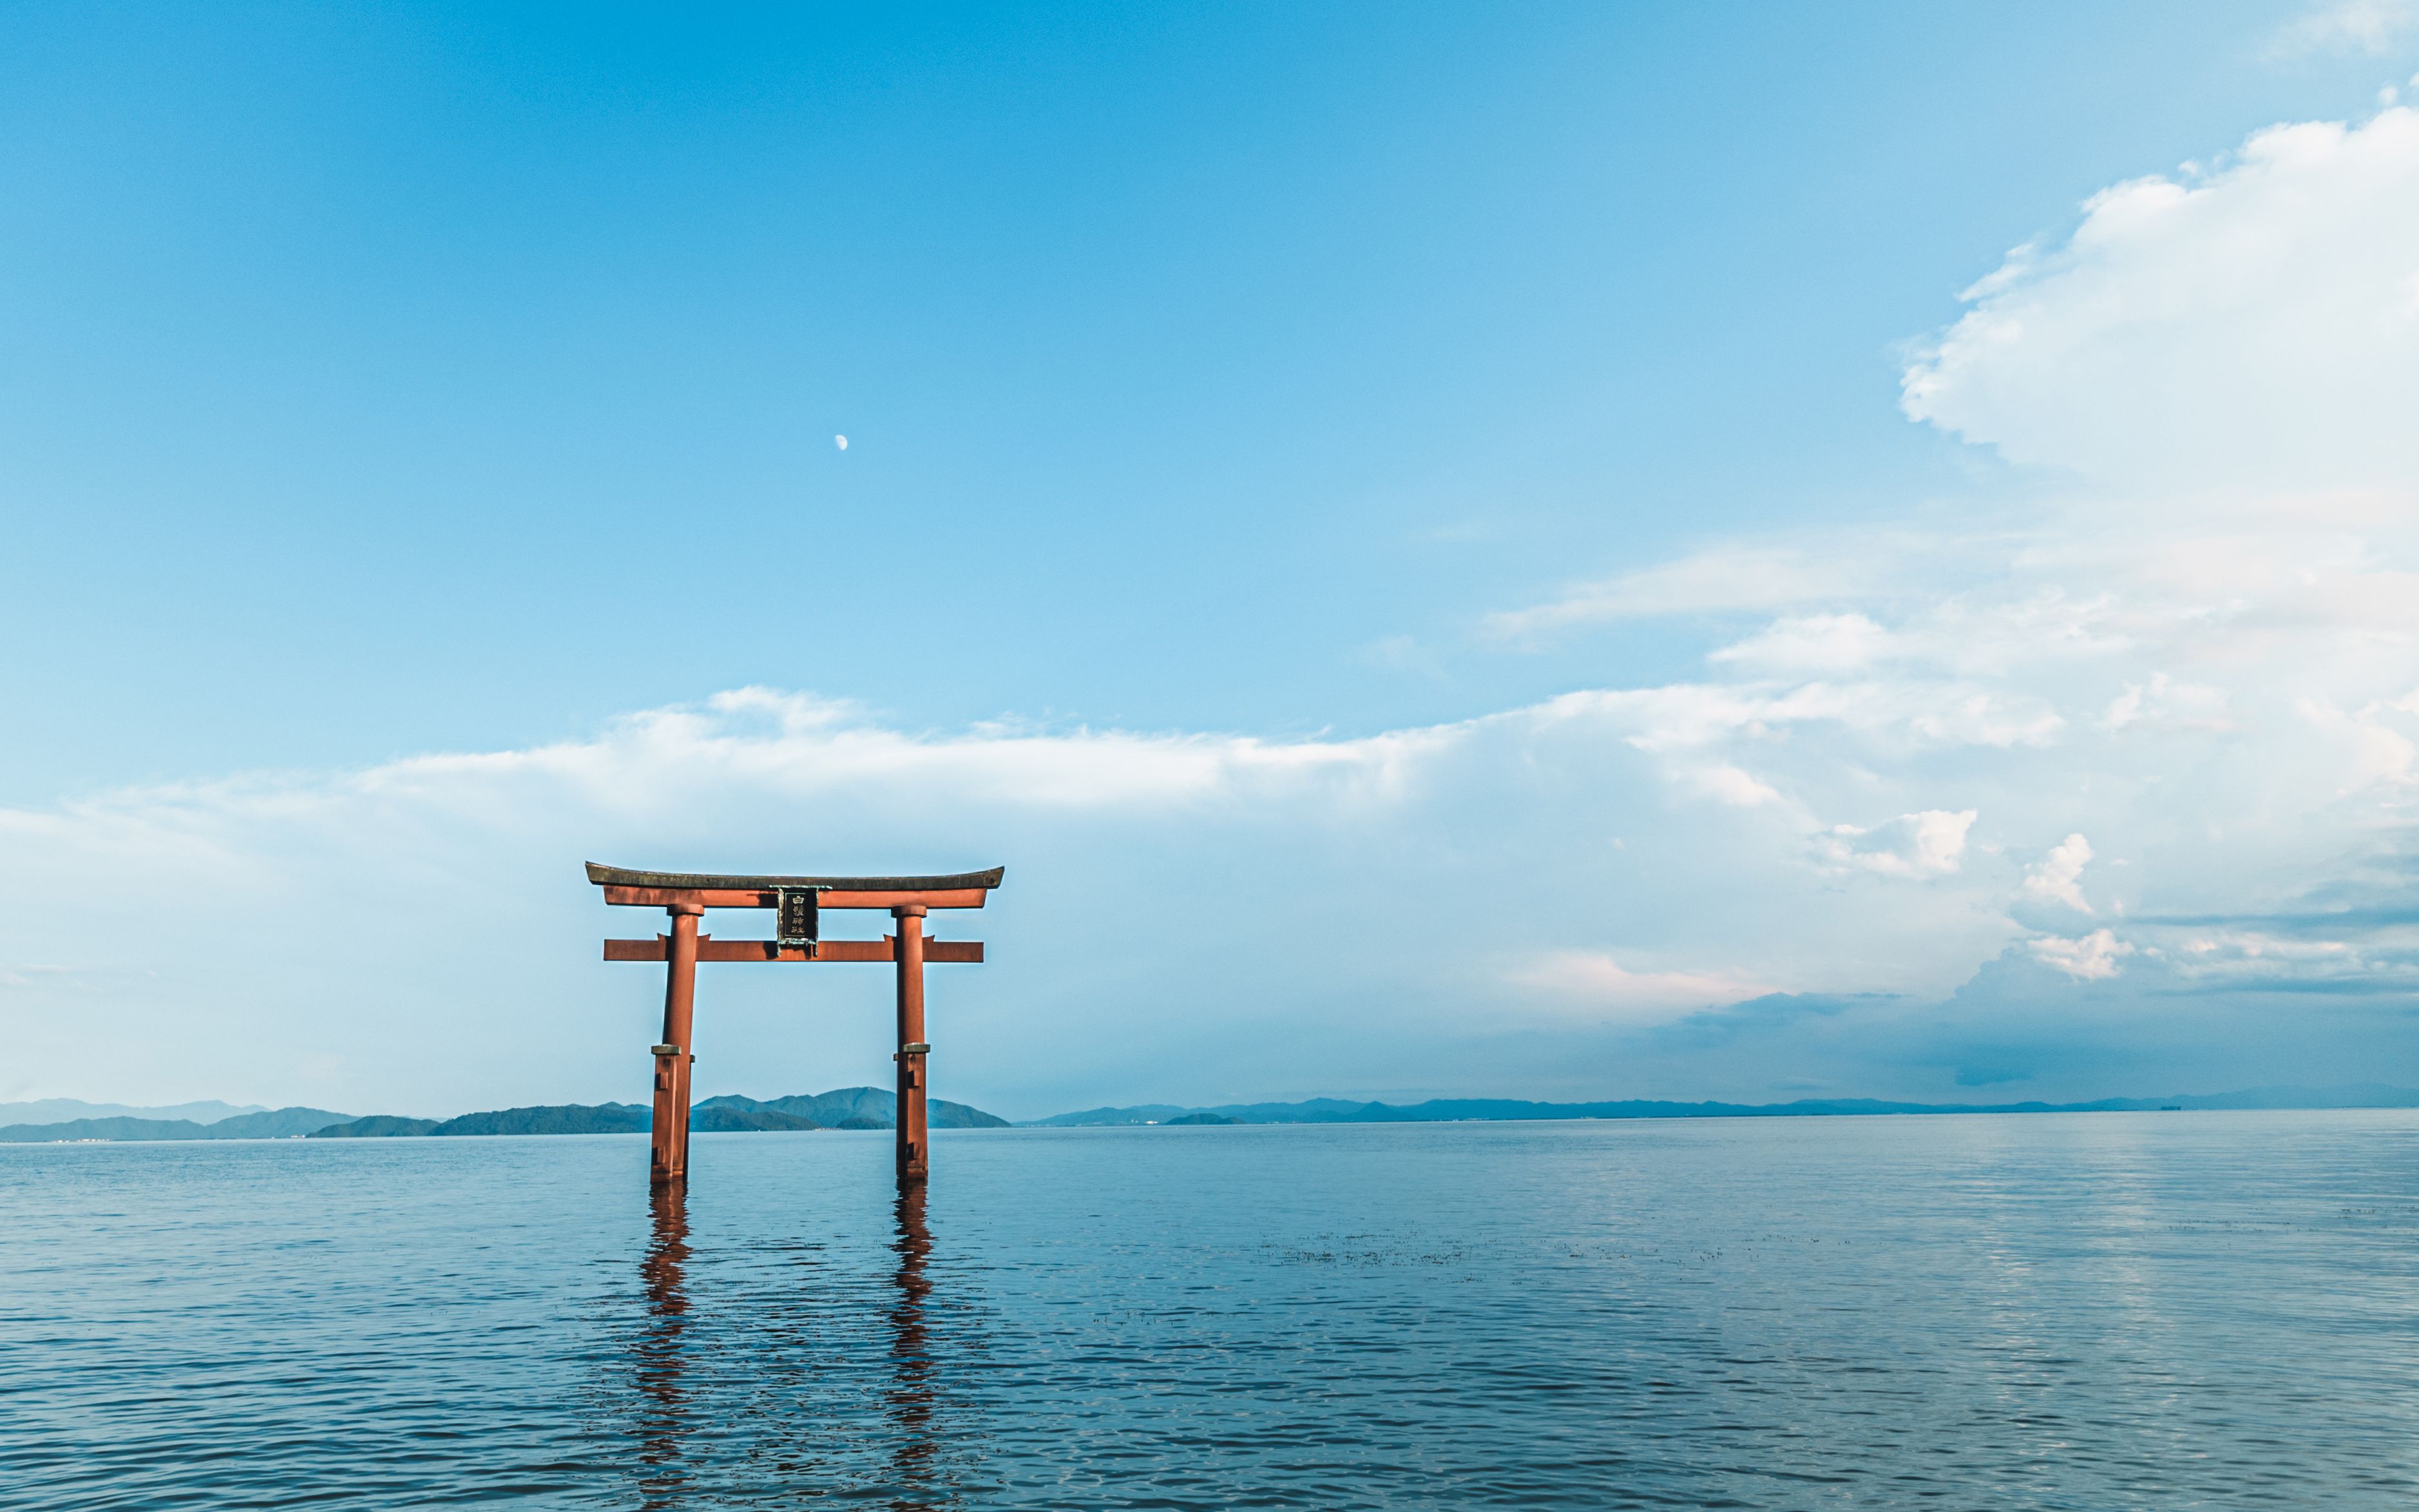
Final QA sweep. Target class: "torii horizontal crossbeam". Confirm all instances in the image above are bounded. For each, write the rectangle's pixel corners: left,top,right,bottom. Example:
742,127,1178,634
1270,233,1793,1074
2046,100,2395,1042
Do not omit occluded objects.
605,936,984,964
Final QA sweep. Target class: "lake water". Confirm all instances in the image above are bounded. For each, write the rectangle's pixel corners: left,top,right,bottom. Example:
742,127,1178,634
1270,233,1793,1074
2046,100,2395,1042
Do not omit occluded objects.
5,1112,2417,1508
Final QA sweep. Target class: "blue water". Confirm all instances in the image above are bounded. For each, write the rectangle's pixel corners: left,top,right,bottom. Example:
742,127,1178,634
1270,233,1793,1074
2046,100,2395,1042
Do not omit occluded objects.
5,1112,2417,1508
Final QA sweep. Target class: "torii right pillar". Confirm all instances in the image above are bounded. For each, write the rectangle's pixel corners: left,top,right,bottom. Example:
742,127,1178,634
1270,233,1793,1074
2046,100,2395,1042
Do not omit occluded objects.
893,904,930,1184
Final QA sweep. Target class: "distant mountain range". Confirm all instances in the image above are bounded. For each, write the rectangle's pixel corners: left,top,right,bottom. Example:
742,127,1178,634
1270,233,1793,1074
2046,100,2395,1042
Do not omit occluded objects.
0,1107,357,1142
0,1098,269,1125
10,1083,2419,1144
1019,1083,2419,1125
0,1087,1011,1142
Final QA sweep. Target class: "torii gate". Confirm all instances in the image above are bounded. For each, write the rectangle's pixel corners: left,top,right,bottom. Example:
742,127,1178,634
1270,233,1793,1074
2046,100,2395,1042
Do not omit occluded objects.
589,862,1004,1189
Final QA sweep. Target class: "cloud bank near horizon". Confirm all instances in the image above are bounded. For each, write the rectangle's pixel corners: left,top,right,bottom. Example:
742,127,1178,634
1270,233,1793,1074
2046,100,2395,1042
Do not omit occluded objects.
8,106,2419,1118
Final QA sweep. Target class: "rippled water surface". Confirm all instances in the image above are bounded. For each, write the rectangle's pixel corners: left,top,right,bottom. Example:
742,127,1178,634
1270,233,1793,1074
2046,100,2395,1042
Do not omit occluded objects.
6,1113,2418,1508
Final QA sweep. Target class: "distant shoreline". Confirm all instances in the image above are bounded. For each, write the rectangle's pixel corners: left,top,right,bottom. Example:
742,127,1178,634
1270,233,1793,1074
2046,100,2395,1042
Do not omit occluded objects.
5,1083,2417,1144
1019,1083,2419,1127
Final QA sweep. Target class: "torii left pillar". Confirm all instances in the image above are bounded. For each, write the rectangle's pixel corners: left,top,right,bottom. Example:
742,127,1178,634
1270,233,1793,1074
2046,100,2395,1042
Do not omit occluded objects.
650,902,703,1188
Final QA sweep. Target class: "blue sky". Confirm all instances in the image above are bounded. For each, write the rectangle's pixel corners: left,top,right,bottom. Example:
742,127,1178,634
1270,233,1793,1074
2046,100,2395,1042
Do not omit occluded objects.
7,2,2419,1118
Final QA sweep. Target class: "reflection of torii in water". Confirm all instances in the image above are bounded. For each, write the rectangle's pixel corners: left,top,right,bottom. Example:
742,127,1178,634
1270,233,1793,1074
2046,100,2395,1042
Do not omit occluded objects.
626,1185,950,1507
635,1188,693,1512
590,863,1004,1189
886,1187,941,1511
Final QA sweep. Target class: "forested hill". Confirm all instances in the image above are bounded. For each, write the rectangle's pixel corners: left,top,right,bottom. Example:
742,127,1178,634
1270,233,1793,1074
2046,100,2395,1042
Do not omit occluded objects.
697,1088,1009,1129
305,1088,1010,1138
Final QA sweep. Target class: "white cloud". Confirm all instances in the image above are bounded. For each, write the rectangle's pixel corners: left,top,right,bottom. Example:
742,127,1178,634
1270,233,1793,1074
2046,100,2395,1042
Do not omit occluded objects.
2023,834,2096,913
0,682,2026,1113
2029,928,2134,981
1489,104,2419,1049
1902,108,2419,497
1817,809,1977,879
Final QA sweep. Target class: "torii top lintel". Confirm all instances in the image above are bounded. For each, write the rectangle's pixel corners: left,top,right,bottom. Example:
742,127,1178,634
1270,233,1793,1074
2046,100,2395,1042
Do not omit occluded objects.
585,861,1005,911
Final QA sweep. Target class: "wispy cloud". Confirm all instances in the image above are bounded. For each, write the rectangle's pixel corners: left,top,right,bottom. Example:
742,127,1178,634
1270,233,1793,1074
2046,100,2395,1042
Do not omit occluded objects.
1511,951,1781,1022
2270,0,2419,56
1484,541,1909,642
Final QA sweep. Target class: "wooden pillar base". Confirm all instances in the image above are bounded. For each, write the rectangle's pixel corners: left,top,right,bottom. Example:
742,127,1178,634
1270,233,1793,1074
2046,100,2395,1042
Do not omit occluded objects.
648,1045,691,1186
895,1046,930,1185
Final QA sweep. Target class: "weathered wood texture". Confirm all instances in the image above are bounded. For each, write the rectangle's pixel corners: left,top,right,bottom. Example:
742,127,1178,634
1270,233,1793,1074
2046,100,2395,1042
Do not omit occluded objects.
649,910,700,1188
602,885,993,911
589,863,1001,912
895,909,930,1184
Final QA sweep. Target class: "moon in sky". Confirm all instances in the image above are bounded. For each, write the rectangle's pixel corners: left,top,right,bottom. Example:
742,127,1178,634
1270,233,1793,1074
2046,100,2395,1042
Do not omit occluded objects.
834,434,848,450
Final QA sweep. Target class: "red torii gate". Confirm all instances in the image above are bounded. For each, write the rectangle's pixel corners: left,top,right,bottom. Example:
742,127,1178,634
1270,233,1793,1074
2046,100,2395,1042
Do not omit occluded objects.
589,862,1004,1189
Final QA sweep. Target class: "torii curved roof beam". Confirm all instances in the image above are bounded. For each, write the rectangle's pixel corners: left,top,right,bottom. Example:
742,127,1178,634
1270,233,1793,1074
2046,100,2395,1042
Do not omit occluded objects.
586,861,1004,910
